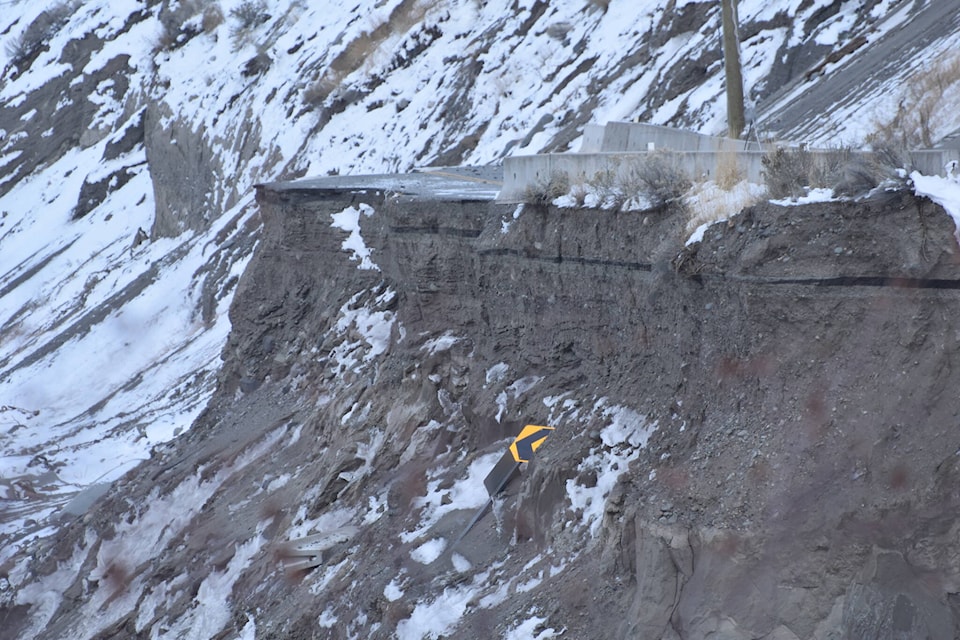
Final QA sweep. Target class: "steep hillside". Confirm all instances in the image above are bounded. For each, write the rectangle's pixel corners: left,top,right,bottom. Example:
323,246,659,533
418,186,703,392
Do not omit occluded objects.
10,175,960,639
1,0,905,561
3,0,960,638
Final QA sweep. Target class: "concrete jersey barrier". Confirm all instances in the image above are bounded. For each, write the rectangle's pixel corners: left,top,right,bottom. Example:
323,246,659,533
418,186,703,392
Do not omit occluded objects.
497,122,960,203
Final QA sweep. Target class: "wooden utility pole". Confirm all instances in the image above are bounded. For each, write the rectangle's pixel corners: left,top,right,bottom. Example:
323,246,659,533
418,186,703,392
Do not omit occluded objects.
721,0,745,139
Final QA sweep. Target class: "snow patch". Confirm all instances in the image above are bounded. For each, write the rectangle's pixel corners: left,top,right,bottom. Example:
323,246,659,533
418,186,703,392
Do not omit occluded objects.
451,552,473,572
504,615,562,640
363,492,389,524
566,401,657,536
400,451,500,543
395,569,493,640
12,537,90,638
156,528,267,640
422,332,462,354
384,578,405,602
235,614,256,640
410,537,447,564
685,180,766,245
331,203,379,270
912,172,960,243
770,187,837,206
330,289,396,374
485,362,510,385
318,607,338,628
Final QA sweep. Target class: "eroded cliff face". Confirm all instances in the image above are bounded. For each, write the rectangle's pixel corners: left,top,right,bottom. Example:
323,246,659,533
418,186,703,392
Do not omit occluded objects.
221,184,960,639
4,1,960,637
7,182,960,639
5,3,956,616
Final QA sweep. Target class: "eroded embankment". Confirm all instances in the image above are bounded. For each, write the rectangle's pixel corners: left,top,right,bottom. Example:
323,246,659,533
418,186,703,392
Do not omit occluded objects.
215,184,960,638
10,184,960,640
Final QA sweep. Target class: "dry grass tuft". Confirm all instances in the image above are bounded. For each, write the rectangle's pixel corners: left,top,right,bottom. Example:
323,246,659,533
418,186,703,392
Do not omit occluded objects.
715,150,744,191
867,51,960,148
202,4,225,32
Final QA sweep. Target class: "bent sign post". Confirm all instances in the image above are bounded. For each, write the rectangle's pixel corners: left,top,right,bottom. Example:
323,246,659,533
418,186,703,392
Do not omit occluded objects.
483,424,555,497
508,424,554,463
453,424,555,551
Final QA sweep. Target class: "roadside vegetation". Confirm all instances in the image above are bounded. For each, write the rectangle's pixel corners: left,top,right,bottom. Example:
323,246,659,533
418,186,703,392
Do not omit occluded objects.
522,141,925,242
521,47,960,222
523,152,691,212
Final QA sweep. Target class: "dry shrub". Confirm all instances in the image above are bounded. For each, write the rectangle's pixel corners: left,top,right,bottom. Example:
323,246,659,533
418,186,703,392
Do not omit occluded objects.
577,154,690,211
202,4,225,32
569,183,589,207
810,146,852,186
523,171,570,206
867,51,960,148
764,144,909,199
230,0,270,30
614,159,645,209
761,146,815,199
586,165,619,207
229,0,270,50
835,144,912,197
5,0,78,67
622,152,691,210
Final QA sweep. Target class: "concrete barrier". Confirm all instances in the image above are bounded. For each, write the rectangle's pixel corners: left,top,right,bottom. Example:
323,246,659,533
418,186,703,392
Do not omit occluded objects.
497,121,960,203
579,123,606,152
935,127,960,150
597,121,770,153
910,149,960,175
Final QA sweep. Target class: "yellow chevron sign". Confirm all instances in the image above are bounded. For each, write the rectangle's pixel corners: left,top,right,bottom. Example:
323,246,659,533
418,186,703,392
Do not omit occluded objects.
508,424,555,463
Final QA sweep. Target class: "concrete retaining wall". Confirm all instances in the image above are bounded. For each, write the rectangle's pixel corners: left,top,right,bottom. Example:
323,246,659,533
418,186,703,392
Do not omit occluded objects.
579,124,606,153
498,139,960,203
598,122,771,153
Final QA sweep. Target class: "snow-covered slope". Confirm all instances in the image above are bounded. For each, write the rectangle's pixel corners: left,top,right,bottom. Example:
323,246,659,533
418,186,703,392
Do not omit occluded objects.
2,0,960,637
757,0,960,146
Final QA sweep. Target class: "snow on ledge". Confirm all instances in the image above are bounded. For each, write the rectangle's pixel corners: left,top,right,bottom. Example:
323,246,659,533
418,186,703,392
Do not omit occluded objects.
911,171,960,243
